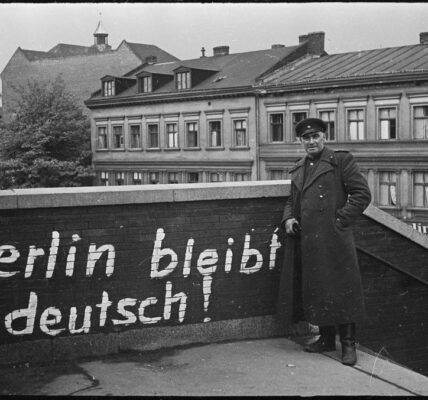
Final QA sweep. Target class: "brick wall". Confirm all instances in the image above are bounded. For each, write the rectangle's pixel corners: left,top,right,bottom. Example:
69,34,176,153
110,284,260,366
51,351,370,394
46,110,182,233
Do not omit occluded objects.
0,182,288,364
0,182,428,376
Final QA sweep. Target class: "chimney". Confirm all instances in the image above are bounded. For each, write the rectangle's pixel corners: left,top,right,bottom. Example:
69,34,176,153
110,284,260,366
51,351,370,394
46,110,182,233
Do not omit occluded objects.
420,32,428,44
145,56,157,64
213,45,229,56
271,44,285,49
301,31,325,56
299,34,308,44
200,47,206,58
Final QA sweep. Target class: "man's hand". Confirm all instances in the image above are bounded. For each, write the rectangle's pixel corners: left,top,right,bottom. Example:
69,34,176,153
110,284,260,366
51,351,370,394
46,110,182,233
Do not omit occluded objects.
285,218,300,235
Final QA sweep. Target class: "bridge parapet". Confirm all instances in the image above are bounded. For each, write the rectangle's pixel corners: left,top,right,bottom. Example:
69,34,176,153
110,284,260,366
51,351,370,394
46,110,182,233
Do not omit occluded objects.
0,182,427,376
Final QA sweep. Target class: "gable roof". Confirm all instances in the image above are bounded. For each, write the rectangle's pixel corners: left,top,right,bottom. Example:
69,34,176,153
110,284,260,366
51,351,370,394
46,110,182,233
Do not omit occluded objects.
260,43,428,87
88,45,301,101
16,41,179,63
124,41,180,63
48,43,93,57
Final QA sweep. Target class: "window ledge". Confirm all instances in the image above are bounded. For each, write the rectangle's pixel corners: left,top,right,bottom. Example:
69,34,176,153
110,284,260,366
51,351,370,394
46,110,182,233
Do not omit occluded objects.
206,147,225,151
230,146,251,151
146,148,161,152
378,205,401,210
407,206,428,211
183,147,201,151
164,148,181,152
111,148,126,152
128,148,143,151
95,149,109,152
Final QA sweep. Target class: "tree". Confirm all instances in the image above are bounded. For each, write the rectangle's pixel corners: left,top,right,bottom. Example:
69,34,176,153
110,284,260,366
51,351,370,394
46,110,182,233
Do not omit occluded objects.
0,76,95,189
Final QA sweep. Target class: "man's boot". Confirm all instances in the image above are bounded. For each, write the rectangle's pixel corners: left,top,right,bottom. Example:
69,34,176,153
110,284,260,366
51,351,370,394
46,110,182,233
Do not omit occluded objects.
304,325,336,353
339,323,357,366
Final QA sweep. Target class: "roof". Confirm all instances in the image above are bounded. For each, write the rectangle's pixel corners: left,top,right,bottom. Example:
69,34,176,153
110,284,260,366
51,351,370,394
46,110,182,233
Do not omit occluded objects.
124,42,180,63
17,41,178,63
48,43,94,57
260,43,428,86
90,45,300,100
94,20,107,35
19,48,54,61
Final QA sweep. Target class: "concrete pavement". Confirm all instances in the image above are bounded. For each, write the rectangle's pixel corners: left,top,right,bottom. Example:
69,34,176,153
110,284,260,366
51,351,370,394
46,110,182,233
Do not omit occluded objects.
1,337,427,396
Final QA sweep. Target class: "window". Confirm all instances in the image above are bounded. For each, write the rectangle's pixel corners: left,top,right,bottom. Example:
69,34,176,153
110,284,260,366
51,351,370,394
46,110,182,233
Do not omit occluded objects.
291,111,308,141
100,172,109,186
112,126,124,149
115,172,125,186
103,80,115,97
348,109,365,140
186,122,199,147
270,114,284,142
177,71,191,90
147,124,159,148
149,172,160,184
379,108,397,140
270,170,284,180
142,76,152,93
379,172,397,206
233,173,248,181
97,126,108,149
132,172,142,185
129,125,142,149
413,171,428,207
187,172,199,183
413,106,428,139
210,172,224,182
208,121,222,147
168,172,179,184
166,123,179,148
319,110,336,141
233,120,247,146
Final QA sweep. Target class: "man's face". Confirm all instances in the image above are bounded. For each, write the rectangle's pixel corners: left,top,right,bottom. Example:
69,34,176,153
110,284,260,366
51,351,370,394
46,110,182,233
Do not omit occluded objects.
300,131,325,157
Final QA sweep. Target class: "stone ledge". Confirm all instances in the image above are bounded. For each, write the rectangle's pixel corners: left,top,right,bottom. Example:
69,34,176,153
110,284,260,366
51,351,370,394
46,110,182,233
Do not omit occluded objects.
0,181,291,210
364,204,428,250
0,316,290,366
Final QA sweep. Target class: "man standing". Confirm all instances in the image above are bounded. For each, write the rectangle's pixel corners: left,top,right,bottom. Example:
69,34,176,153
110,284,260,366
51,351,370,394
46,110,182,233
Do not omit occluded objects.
278,117,371,366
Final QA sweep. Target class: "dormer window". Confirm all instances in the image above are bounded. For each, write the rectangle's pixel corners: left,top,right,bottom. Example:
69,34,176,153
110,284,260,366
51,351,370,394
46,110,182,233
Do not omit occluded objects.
177,71,191,90
136,72,173,93
101,76,135,97
103,80,115,97
173,65,218,91
142,76,152,93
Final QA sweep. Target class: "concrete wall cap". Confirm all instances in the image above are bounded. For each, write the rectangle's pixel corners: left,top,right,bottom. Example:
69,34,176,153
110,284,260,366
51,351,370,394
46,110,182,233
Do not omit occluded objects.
364,204,428,250
1,181,291,210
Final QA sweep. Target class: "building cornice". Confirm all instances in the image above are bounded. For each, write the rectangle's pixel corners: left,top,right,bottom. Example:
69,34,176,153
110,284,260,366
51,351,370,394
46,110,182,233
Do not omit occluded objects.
85,86,255,109
259,71,428,94
94,159,254,169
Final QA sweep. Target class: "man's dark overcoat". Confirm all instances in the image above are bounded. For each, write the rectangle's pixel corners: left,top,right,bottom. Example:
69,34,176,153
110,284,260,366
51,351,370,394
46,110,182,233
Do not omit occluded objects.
277,147,371,326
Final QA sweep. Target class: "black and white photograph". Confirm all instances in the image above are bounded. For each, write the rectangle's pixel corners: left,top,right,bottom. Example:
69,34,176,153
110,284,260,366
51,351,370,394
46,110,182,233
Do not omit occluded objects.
0,2,428,396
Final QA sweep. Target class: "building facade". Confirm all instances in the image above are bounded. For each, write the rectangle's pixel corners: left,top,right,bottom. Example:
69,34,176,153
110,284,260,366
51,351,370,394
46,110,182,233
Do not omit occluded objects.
0,21,179,121
85,31,428,226
257,33,428,225
85,32,326,185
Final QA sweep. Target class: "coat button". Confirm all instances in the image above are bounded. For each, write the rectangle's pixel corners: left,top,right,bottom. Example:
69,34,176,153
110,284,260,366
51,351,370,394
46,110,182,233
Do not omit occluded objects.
320,194,323,198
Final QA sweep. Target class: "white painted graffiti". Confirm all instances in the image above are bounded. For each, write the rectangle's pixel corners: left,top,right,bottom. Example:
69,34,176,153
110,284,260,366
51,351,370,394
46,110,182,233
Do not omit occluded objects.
0,227,282,337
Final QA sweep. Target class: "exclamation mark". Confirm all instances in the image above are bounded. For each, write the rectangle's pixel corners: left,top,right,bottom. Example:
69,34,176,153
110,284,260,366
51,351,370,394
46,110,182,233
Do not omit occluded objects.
203,275,213,322
197,249,218,323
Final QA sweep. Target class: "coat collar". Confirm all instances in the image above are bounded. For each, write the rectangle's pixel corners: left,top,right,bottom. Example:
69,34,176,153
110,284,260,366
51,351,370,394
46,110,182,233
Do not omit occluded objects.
290,147,337,192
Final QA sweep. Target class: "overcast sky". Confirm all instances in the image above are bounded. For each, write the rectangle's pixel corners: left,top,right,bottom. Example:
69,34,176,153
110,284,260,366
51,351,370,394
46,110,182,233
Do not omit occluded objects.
1,2,428,92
